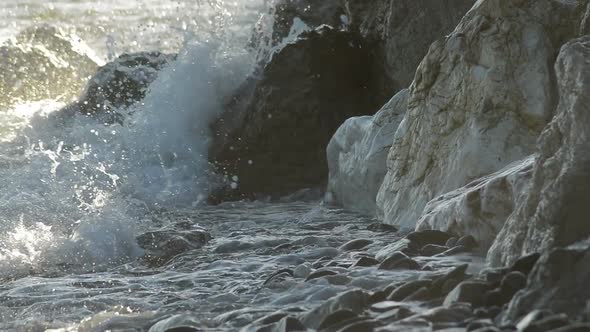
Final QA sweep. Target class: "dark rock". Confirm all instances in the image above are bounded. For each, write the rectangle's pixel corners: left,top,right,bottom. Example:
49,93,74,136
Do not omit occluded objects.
415,305,473,323
388,279,432,301
466,319,494,331
273,316,307,332
515,310,554,331
440,278,461,295
470,327,501,332
337,319,379,332
352,256,380,268
256,312,290,325
510,253,541,276
368,290,389,305
435,245,471,257
421,244,450,256
210,26,390,200
264,269,295,285
366,223,399,233
312,256,333,269
305,269,338,282
456,235,479,249
301,289,370,329
317,309,358,330
405,230,454,248
443,281,490,308
163,328,202,332
379,256,420,270
403,286,433,302
521,314,570,332
446,237,459,248
64,52,174,122
343,0,475,94
484,289,506,308
487,306,502,320
500,271,527,299
378,251,408,268
137,227,211,265
548,323,590,332
484,268,507,286
339,239,373,251
430,264,469,296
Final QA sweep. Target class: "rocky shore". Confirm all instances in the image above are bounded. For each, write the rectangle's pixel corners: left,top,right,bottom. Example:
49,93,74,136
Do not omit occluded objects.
44,0,590,330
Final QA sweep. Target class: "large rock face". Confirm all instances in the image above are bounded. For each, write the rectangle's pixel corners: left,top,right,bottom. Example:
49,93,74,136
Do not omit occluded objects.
326,89,408,215
488,36,590,267
344,0,476,93
416,157,534,253
376,0,587,229
210,27,390,199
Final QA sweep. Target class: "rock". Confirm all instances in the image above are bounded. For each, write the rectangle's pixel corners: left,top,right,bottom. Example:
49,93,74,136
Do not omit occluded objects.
416,158,534,256
435,245,471,257
375,239,412,261
443,281,490,308
366,223,399,233
271,316,307,332
505,239,590,322
210,26,390,200
520,314,570,332
340,239,373,251
149,315,201,332
514,310,555,331
510,253,541,276
466,319,494,331
301,289,370,329
137,227,211,265
430,264,469,296
377,0,587,230
326,90,409,215
406,305,473,323
0,25,99,108
445,238,458,248
293,263,313,279
305,269,338,282
352,256,380,268
379,253,419,271
337,319,380,332
264,269,295,286
406,230,454,248
388,280,432,301
488,34,590,266
456,235,478,250
549,324,590,332
317,309,358,330
420,244,449,257
343,0,475,94
499,272,527,297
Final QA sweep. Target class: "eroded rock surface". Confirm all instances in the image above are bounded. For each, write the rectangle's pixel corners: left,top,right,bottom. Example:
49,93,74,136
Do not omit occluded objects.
326,89,408,215
416,157,534,253
377,0,588,230
488,36,590,268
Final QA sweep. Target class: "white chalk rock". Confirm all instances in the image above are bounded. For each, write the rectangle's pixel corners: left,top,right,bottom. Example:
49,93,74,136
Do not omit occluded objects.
488,36,590,267
417,157,534,253
327,89,408,215
376,0,585,229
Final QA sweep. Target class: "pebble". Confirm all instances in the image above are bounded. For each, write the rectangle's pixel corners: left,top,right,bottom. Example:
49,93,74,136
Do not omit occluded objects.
352,256,380,268
443,281,490,308
263,269,294,285
500,271,527,298
445,237,459,248
370,301,404,313
421,244,450,256
339,239,373,251
366,223,399,233
388,279,432,301
305,269,338,282
379,256,420,270
317,309,357,330
549,323,590,332
405,230,454,247
337,319,380,332
293,263,312,279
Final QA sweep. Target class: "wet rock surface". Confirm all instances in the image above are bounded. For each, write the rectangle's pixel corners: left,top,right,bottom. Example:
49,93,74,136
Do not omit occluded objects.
210,26,390,200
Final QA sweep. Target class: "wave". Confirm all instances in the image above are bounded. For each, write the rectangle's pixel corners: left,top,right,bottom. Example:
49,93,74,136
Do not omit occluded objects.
0,1,272,278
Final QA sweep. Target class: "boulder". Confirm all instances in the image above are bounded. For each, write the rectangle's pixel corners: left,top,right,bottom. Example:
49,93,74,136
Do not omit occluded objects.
61,51,175,122
488,35,590,266
0,25,99,108
416,157,534,253
376,0,588,230
344,0,476,93
505,238,590,322
137,226,211,265
209,26,390,200
326,89,408,215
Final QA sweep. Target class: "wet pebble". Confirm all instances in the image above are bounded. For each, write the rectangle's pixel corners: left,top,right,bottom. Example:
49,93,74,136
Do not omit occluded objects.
456,235,478,249
500,271,527,298
406,230,454,247
443,281,489,308
421,244,450,256
305,269,338,282
352,256,380,268
388,279,432,301
317,309,358,330
339,239,373,251
379,256,420,271
293,263,312,279
435,245,471,257
510,252,541,276
367,223,398,233
264,269,294,286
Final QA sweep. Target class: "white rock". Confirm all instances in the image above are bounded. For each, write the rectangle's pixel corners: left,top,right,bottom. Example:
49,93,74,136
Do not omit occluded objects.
326,89,408,215
376,0,585,230
416,157,534,253
488,36,590,267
